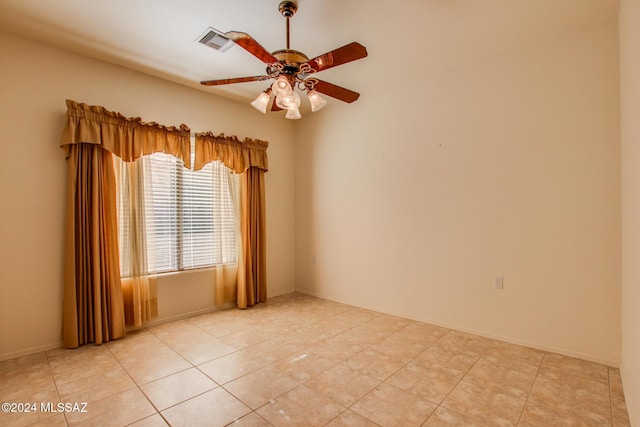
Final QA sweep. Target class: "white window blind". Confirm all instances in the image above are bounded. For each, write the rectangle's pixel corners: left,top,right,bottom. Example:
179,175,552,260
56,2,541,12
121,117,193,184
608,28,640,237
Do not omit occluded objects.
116,152,239,276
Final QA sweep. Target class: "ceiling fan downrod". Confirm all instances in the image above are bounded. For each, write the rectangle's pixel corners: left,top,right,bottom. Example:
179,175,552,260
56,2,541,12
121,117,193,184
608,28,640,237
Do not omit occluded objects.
278,0,298,50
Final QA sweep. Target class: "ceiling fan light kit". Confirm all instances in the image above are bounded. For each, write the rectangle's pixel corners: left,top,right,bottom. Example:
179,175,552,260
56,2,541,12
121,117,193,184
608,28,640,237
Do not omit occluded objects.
250,90,271,113
200,0,367,119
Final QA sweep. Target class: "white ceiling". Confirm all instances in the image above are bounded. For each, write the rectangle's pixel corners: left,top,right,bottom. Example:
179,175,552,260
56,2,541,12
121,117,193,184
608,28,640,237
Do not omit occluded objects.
0,0,620,105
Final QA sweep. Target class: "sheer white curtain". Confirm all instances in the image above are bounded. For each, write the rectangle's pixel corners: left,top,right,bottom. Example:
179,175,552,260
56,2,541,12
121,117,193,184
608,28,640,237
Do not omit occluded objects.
211,160,241,306
114,155,158,327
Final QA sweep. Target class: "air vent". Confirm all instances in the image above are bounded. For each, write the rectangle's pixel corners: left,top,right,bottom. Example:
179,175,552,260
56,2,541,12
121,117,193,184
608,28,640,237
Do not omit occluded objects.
197,27,234,52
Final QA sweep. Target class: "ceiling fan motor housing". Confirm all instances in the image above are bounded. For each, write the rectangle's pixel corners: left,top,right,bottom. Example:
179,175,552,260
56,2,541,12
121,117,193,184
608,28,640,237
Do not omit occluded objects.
272,49,309,75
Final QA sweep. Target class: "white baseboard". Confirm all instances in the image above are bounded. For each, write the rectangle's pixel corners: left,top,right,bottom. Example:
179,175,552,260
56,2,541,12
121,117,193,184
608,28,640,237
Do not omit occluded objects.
142,289,297,330
129,301,236,331
0,341,64,362
295,288,619,367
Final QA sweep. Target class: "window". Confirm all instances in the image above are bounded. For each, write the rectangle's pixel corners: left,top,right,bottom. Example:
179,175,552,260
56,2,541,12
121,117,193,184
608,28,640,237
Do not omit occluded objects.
115,152,239,276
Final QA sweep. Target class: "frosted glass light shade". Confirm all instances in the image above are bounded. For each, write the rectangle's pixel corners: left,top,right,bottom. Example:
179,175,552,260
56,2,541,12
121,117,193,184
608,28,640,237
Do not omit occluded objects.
307,90,327,112
276,90,301,109
250,91,271,113
285,107,301,120
271,76,292,97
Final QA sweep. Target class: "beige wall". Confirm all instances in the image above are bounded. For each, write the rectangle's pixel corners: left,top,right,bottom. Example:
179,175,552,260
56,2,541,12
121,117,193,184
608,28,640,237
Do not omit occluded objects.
620,0,640,424
295,17,621,365
0,31,296,360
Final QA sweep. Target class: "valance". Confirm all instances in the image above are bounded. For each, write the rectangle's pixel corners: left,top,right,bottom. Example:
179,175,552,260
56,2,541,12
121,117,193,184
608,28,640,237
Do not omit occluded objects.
194,132,269,173
60,99,192,168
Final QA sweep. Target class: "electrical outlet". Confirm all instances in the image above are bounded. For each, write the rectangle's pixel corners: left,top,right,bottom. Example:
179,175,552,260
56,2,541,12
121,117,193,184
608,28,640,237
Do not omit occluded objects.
494,276,504,289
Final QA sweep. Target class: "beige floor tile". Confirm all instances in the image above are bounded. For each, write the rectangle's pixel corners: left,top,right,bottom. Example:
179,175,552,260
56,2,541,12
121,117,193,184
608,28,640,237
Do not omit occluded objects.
442,380,526,426
198,309,255,338
305,342,358,363
394,322,449,345
0,387,61,427
423,407,489,426
519,401,607,426
294,320,349,341
106,330,174,364
199,320,252,340
610,369,625,401
161,387,251,427
197,351,271,385
46,343,106,361
274,351,338,382
28,413,68,427
371,333,429,362
140,367,217,410
529,376,611,423
66,387,156,427
322,335,370,359
361,314,412,334
431,331,493,357
241,336,309,363
480,341,544,371
0,352,49,375
48,346,121,386
612,398,631,427
162,329,219,349
305,364,380,407
148,319,202,342
306,301,352,317
335,325,394,348
385,363,459,404
324,410,379,426
172,337,237,364
223,365,300,409
257,385,345,426
414,346,479,378
121,351,192,385
57,366,136,403
331,308,380,328
184,311,226,329
463,359,536,399
220,329,280,349
128,413,170,426
227,411,274,426
343,348,406,381
0,364,56,402
351,383,436,426
538,353,609,385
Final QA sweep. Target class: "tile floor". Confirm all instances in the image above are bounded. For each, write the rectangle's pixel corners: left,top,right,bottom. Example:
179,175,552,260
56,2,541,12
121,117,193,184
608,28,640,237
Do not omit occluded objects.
0,293,631,426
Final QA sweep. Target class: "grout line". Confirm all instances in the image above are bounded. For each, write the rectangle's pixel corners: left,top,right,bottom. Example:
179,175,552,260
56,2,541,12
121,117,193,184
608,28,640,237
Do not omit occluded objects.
43,350,69,427
514,347,548,426
607,366,614,425
104,334,171,427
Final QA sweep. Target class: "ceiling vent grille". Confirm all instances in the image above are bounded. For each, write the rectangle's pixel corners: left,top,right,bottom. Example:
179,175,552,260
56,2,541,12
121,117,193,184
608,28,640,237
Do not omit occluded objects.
197,27,234,52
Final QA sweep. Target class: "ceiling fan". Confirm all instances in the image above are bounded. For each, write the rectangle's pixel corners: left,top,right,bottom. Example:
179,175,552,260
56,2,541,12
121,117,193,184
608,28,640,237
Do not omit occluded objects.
200,0,368,119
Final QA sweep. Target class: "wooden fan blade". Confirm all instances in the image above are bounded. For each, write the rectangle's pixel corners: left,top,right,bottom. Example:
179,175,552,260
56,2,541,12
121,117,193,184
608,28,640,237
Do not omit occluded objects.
200,76,270,86
225,31,279,64
312,80,360,103
303,42,367,73
271,101,283,112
